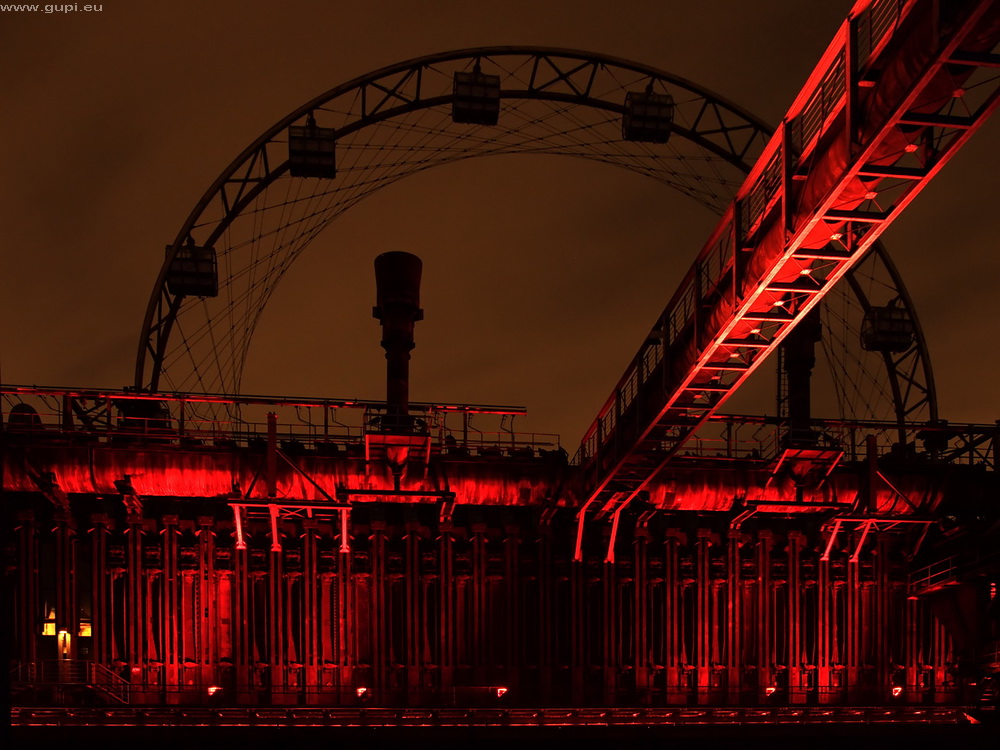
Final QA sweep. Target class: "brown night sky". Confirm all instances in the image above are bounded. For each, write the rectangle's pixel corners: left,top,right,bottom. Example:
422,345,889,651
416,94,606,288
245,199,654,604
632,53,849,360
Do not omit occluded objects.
2,0,999,447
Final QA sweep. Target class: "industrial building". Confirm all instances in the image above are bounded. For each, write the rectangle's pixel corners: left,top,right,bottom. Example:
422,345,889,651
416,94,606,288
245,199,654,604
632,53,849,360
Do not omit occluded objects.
5,0,1000,730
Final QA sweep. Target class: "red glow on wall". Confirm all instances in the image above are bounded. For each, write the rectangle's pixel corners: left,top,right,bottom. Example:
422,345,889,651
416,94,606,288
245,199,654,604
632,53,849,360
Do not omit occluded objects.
3,441,955,514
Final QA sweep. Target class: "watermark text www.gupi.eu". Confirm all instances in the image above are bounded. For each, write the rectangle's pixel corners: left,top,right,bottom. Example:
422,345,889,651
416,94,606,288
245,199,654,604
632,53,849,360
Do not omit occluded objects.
1,4,103,12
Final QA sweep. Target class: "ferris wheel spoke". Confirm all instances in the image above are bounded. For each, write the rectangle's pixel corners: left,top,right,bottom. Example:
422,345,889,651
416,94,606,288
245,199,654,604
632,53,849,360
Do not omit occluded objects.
138,48,934,436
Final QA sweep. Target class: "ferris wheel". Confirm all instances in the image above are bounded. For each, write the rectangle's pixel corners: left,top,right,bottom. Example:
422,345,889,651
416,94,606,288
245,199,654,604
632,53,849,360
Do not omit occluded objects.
135,47,935,439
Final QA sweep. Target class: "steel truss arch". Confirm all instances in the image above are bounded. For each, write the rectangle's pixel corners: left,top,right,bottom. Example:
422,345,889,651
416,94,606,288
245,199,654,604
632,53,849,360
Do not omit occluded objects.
136,47,775,394
135,45,936,434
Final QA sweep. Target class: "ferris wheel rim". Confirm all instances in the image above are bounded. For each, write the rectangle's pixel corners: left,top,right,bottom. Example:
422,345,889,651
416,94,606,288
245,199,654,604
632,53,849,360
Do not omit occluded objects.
136,47,775,393
134,45,936,436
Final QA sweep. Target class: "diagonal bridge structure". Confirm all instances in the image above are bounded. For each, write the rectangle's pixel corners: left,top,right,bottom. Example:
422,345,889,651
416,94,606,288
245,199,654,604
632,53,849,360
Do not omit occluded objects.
575,0,1000,555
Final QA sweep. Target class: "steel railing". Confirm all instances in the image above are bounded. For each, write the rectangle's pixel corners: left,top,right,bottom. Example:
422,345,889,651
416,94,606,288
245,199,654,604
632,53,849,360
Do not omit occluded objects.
11,660,130,704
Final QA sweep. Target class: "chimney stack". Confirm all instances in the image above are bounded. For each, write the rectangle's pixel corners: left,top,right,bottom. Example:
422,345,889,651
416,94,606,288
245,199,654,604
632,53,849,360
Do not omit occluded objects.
373,252,423,427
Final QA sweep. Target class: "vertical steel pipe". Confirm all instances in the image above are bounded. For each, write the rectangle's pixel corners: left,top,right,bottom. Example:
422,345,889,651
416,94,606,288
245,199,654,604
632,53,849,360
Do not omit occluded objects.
665,529,684,703
373,251,424,421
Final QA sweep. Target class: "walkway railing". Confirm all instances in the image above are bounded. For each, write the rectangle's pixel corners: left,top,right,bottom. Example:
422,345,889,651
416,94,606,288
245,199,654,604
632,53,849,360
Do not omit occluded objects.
11,660,130,704
11,704,971,727
0,385,560,457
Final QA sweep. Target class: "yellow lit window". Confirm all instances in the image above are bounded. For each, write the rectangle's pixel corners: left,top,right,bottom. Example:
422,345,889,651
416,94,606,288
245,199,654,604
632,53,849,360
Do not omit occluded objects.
42,607,56,636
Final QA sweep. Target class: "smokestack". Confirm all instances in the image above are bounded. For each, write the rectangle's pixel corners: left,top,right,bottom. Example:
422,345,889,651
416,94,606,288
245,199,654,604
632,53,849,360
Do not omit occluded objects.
373,251,423,425
782,307,822,445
